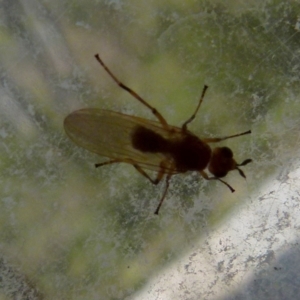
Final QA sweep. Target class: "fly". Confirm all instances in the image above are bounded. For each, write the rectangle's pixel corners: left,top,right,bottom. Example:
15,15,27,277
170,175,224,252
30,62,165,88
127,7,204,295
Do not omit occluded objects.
64,54,252,214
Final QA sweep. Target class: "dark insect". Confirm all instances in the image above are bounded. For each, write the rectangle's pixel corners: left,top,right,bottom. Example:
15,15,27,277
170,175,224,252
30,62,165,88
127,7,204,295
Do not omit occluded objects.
64,54,252,214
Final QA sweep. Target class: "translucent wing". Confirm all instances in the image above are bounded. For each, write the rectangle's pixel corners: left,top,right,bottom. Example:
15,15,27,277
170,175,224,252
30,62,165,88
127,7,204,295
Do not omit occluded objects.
64,108,183,172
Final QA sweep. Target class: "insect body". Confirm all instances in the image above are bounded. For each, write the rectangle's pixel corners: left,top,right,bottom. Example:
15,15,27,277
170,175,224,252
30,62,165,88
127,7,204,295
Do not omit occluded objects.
64,54,252,214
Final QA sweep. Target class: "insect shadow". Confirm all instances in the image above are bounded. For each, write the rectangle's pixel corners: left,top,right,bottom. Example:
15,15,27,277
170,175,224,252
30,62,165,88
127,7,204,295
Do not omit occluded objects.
64,54,252,215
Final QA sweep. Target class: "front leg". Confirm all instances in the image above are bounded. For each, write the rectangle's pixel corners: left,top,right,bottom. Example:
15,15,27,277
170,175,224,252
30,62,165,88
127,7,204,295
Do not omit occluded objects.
200,171,235,192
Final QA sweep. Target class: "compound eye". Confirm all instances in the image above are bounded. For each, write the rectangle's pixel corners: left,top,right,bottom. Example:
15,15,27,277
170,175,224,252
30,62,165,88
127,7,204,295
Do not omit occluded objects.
219,147,233,159
214,169,228,178
208,147,234,178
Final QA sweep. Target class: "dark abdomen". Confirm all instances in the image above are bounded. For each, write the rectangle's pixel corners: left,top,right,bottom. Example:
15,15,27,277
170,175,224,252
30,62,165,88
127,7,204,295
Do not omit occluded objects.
131,126,211,172
131,126,170,153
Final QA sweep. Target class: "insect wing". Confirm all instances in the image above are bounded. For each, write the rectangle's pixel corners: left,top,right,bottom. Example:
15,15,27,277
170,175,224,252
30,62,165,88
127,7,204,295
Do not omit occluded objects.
64,109,182,172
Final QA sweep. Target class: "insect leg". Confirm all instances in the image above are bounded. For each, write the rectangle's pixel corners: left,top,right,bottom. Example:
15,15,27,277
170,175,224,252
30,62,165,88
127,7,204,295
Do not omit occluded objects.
133,164,165,185
94,54,169,130
95,159,123,168
95,158,143,168
154,172,172,215
203,130,251,143
182,85,208,132
133,160,173,214
96,158,167,184
200,171,235,192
